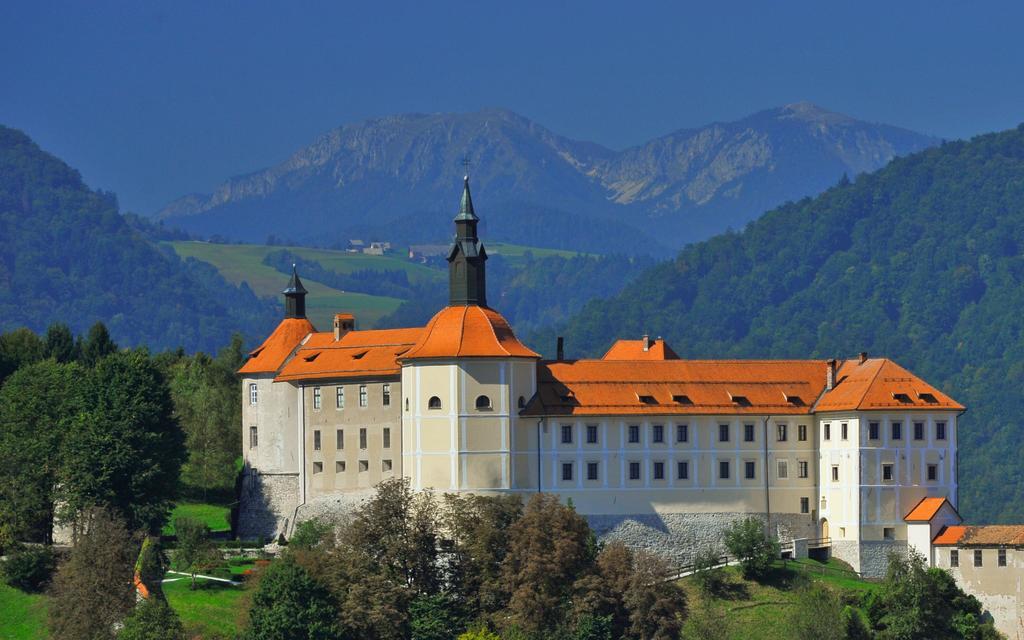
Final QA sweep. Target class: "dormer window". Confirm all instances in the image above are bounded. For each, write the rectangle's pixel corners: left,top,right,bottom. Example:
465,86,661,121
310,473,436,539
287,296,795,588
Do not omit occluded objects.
475,395,492,411
730,393,751,406
638,394,657,405
918,392,938,404
303,352,320,362
351,350,368,360
784,393,804,406
672,394,693,405
428,396,442,410
892,392,913,404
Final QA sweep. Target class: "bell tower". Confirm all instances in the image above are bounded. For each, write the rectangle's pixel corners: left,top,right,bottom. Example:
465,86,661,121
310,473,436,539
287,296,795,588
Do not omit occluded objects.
283,264,307,319
448,176,487,306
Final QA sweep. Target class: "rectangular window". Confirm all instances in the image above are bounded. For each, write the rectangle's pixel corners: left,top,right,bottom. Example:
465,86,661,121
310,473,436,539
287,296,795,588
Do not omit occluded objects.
561,425,573,444
841,423,848,440
313,461,323,474
744,424,755,442
936,421,947,440
999,549,1006,567
562,463,573,481
359,385,368,407
914,422,924,441
336,460,345,473
892,422,902,440
883,464,893,481
677,461,689,480
831,465,839,482
249,383,258,405
313,430,321,451
719,460,731,479
951,550,959,567
745,460,756,479
824,423,831,440
382,459,393,472
719,424,730,442
383,428,391,449
313,386,322,410
927,464,937,481
587,462,599,481
653,461,665,480
676,424,689,443
359,460,368,472
869,422,879,440
249,426,258,449
359,428,367,450
974,550,983,567
652,425,664,443
777,460,788,479
800,497,809,514
336,386,345,409
336,429,344,449
798,424,807,441
382,383,391,407
884,527,895,540
629,462,640,480
629,425,640,443
586,425,598,444
777,424,788,442
798,460,809,478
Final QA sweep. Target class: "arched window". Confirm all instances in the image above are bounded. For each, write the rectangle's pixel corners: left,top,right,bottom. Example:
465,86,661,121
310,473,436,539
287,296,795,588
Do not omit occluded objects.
405,398,409,412
475,395,492,410
428,396,442,410
518,395,526,409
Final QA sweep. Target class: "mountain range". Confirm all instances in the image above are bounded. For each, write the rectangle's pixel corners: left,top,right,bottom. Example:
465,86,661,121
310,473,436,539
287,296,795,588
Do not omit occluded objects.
157,103,937,254
534,123,1024,524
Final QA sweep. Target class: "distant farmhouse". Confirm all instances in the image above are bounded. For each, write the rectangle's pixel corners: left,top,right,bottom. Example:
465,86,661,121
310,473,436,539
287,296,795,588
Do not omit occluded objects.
238,178,1021,637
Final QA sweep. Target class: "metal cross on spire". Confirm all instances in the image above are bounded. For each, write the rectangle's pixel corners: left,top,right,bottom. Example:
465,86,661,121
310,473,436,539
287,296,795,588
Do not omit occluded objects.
462,155,471,179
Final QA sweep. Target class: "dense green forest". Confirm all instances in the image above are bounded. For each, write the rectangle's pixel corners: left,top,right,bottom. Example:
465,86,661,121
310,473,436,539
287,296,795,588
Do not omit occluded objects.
536,124,1024,525
0,126,277,353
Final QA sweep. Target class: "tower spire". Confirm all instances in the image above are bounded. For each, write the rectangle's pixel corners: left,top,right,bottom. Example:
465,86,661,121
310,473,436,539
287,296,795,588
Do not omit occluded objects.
447,175,487,306
283,264,308,319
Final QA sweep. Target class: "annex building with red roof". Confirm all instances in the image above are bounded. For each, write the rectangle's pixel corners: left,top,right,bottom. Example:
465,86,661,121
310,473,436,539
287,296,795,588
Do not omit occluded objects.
238,176,969,583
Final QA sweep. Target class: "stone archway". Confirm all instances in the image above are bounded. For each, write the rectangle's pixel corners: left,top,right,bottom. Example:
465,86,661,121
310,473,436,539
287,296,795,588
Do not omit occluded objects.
820,518,830,539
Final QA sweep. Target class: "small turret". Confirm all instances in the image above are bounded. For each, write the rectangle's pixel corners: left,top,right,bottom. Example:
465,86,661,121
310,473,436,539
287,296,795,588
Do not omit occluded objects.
448,176,488,306
283,264,308,319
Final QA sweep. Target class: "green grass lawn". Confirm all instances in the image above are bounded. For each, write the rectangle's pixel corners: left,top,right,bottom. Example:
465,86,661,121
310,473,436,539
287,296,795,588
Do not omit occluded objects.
679,560,880,640
162,501,233,536
487,241,596,260
163,575,249,638
0,583,48,639
166,241,406,329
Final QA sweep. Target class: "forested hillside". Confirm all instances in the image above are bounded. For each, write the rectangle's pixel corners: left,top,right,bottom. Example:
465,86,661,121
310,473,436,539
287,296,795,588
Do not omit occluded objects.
539,124,1024,524
0,126,277,352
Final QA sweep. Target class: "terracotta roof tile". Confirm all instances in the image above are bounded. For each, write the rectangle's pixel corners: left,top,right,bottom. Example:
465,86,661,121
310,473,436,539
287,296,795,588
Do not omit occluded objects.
238,317,316,375
934,525,1024,546
905,497,958,522
522,359,827,417
275,327,423,382
816,358,963,411
603,339,680,361
401,306,539,360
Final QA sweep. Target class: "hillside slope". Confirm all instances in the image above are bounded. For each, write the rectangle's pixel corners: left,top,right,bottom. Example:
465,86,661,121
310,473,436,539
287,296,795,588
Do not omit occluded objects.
157,104,935,251
541,124,1024,524
0,126,277,352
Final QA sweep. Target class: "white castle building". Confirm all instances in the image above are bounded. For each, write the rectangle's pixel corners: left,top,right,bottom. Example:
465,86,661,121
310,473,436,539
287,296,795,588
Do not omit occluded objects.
238,177,965,580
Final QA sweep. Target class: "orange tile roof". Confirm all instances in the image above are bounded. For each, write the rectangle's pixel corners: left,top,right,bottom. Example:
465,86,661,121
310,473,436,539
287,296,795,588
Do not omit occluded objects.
522,359,827,417
238,317,316,375
603,339,680,360
401,306,539,360
816,358,963,412
905,497,959,522
275,327,424,382
933,525,1024,546
933,526,968,545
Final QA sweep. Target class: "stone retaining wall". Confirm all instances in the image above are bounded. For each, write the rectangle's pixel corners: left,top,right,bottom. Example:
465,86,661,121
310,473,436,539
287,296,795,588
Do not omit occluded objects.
237,471,299,541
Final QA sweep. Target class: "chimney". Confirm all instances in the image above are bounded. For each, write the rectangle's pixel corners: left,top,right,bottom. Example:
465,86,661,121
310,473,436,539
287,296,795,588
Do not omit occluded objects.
333,313,355,341
642,333,650,352
859,351,868,364
826,359,837,391
556,337,564,361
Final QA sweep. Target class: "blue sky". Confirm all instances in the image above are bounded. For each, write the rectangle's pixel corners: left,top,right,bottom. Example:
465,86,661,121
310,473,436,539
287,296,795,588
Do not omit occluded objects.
3,1,1023,213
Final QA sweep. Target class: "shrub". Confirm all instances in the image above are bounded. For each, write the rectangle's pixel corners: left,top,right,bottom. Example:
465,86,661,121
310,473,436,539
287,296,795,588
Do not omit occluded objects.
690,546,727,595
2,545,55,592
457,627,500,640
723,518,779,580
118,597,185,640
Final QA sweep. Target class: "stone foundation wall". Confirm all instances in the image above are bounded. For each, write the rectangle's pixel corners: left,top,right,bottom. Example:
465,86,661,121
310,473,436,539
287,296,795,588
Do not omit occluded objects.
237,472,300,541
830,540,861,572
586,512,816,566
860,540,907,578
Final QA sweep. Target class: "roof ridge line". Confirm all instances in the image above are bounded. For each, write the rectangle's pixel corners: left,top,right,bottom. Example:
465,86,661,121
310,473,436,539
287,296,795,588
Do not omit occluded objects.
481,307,513,357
